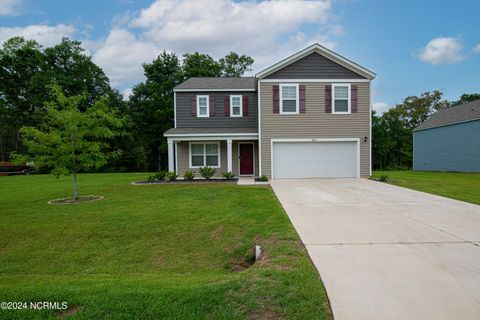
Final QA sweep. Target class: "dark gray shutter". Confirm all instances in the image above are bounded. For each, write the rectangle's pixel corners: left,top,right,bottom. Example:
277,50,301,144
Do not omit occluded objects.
209,95,216,116
299,85,306,113
191,96,196,116
224,96,230,116
273,85,279,114
243,95,249,116
351,85,357,113
325,85,332,113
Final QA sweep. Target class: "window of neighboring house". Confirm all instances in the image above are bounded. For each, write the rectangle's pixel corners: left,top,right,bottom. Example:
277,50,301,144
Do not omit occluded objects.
332,84,351,114
197,95,209,117
190,142,220,168
280,84,299,114
230,95,243,117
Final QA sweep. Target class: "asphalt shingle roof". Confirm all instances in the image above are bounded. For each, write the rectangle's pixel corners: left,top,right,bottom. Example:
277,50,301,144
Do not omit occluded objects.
415,99,480,131
174,77,256,90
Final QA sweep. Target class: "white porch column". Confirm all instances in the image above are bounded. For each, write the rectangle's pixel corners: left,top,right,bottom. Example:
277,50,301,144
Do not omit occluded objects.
227,138,233,173
167,139,174,172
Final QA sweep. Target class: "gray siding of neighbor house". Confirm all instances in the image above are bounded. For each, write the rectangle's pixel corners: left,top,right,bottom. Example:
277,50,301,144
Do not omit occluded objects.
259,81,371,178
176,91,258,128
414,120,480,172
265,53,367,79
175,140,259,177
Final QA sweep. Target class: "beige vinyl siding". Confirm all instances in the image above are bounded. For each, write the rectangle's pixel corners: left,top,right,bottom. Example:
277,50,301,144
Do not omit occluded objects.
260,81,371,178
175,140,259,177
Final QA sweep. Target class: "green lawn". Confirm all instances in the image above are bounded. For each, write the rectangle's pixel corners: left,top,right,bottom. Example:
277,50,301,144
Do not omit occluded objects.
0,173,331,319
372,170,480,205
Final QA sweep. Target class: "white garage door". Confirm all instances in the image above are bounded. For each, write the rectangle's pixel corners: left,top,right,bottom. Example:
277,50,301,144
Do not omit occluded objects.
272,140,359,179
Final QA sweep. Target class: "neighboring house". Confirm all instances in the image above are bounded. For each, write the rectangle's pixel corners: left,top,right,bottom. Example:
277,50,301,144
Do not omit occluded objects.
164,44,376,179
414,99,480,172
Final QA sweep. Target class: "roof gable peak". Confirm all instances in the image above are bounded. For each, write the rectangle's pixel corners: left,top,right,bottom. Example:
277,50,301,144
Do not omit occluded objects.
256,43,376,80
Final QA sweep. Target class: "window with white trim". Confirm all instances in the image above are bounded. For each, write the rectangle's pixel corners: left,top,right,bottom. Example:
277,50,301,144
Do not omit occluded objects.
230,95,242,117
332,84,350,114
280,84,299,114
190,142,220,168
197,95,209,117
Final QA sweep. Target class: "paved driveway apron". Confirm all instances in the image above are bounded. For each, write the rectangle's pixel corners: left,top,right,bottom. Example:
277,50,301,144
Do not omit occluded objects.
270,178,480,320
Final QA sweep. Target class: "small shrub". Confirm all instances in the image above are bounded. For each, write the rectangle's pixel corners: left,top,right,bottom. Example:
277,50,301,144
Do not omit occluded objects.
199,166,216,180
184,170,195,180
259,175,268,182
165,171,178,181
155,171,166,180
379,174,389,182
222,171,235,180
147,171,166,182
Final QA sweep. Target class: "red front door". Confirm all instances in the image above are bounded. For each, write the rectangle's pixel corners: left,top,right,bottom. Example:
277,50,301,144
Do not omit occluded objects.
239,143,254,175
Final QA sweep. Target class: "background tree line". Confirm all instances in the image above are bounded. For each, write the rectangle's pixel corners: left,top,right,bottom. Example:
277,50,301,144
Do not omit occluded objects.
372,92,480,170
1,36,478,172
0,36,253,172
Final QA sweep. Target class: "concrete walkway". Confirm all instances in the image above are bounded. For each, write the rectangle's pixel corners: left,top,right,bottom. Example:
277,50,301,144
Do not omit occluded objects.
270,178,480,320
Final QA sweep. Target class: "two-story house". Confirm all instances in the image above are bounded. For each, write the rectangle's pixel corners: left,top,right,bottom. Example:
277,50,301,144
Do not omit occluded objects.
164,43,375,179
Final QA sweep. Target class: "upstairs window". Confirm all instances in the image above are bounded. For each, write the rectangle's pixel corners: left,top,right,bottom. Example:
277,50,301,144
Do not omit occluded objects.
280,84,299,114
230,95,243,117
197,95,209,117
332,84,350,114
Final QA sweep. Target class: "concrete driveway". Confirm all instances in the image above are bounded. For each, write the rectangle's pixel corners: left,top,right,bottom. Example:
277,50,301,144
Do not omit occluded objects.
270,178,480,320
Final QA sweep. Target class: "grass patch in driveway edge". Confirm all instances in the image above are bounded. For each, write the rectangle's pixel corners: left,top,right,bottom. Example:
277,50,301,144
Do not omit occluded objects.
372,170,480,205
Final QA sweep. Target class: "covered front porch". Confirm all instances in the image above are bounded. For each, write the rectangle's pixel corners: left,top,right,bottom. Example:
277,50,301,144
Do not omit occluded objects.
164,128,259,178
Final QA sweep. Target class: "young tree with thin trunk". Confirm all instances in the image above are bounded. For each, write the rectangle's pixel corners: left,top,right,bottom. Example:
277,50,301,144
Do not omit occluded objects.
17,84,123,200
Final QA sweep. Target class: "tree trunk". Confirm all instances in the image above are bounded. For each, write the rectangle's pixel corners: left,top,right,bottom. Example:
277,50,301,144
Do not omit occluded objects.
73,173,78,200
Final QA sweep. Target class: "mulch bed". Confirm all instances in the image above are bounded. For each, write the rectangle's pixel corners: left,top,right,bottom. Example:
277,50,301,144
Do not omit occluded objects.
131,179,238,185
48,195,104,205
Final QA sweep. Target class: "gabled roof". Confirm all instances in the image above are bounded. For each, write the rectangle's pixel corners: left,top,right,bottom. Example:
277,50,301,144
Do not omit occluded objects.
415,99,480,131
256,43,376,80
174,77,256,91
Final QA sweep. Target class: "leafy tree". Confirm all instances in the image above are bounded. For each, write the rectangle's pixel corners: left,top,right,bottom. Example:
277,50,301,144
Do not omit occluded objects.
0,37,44,153
128,51,183,171
399,90,449,130
219,52,254,77
372,91,449,170
182,52,222,78
41,38,111,108
451,93,480,106
18,84,123,200
0,36,120,162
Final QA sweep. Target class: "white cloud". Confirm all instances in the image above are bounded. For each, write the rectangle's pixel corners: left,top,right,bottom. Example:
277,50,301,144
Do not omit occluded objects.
373,102,391,114
0,24,75,47
0,0,22,16
90,28,160,87
418,37,464,64
86,0,338,89
122,87,133,101
473,43,480,53
0,0,342,90
128,0,334,67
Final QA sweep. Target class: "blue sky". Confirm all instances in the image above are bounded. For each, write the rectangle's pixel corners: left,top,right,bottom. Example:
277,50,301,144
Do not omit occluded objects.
1,0,479,111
